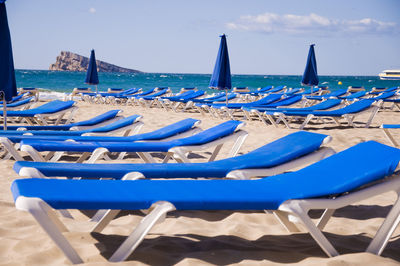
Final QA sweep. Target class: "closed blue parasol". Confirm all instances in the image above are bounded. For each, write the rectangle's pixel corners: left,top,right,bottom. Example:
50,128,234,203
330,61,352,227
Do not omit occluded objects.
0,0,18,130
301,44,319,93
209,34,231,105
85,49,99,93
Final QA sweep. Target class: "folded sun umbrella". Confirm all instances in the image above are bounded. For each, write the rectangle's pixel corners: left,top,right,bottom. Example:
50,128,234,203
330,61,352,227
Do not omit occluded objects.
209,34,231,106
85,49,99,93
0,0,18,130
301,44,319,94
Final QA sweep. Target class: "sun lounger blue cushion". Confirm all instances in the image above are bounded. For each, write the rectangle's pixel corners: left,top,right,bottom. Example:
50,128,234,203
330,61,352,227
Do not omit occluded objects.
243,99,341,113
266,99,374,117
338,91,366,100
371,91,396,100
211,94,283,109
137,88,170,100
11,141,400,210
191,93,236,103
2,110,120,131
253,95,302,108
14,131,328,179
1,94,24,104
306,88,347,100
0,115,140,137
381,124,400,129
0,97,33,108
5,118,198,143
0,100,75,117
19,120,242,152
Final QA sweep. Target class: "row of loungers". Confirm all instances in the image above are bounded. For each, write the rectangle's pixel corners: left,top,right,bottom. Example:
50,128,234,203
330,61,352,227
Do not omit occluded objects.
8,130,400,263
2,104,400,262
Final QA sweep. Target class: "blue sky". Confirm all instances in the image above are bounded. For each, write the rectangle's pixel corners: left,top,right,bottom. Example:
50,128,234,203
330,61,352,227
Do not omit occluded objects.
6,0,400,75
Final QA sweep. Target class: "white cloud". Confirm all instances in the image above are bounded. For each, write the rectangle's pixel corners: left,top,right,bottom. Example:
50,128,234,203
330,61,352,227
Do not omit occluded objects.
226,13,398,36
89,7,96,14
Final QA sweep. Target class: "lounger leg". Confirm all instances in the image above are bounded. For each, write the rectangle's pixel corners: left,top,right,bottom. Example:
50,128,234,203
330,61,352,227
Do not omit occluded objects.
48,151,64,162
0,137,24,161
367,193,400,255
109,201,176,262
316,209,335,230
270,210,302,232
85,148,110,163
287,203,339,257
364,106,380,128
137,152,157,163
383,128,399,147
277,114,291,129
20,145,46,162
15,197,83,264
208,144,223,162
227,131,248,158
299,114,314,130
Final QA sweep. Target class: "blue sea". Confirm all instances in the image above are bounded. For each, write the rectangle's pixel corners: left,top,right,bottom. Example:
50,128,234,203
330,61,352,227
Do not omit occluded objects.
15,70,400,94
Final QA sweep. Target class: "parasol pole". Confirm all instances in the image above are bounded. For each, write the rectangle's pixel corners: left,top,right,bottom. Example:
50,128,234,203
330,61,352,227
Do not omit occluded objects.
1,91,7,130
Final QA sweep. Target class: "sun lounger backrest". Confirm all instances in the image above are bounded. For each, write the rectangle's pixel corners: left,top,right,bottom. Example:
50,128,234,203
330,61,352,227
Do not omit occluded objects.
88,115,141,133
259,141,400,208
4,100,75,116
338,99,374,113
130,118,200,141
171,120,243,146
262,95,302,107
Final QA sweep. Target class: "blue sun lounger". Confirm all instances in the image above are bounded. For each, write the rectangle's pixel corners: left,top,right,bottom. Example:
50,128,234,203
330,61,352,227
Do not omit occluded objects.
265,99,381,129
159,90,206,112
135,88,172,108
369,86,399,95
305,88,348,101
19,120,247,163
206,94,283,119
0,118,201,161
0,100,77,125
219,94,303,120
15,131,333,181
0,114,142,136
0,97,34,110
338,90,367,100
185,93,237,112
11,141,400,263
1,110,121,131
242,99,342,124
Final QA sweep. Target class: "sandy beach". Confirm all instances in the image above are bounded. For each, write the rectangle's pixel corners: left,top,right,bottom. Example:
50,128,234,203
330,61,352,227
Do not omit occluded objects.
1,99,400,265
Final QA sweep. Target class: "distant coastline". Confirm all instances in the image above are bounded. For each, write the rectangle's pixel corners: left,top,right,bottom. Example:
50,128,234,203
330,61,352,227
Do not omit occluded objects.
49,51,143,73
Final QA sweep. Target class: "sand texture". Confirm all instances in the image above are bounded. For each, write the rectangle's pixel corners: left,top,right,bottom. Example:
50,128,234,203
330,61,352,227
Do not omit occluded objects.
0,99,400,265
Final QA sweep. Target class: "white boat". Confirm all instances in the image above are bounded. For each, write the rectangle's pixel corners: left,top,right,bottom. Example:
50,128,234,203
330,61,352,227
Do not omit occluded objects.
379,69,400,80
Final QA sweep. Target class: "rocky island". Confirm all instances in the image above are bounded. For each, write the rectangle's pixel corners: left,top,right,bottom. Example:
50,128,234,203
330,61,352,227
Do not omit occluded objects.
49,51,142,73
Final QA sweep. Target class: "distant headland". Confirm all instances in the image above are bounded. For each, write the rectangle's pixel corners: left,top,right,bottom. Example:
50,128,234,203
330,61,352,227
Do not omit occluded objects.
49,51,143,73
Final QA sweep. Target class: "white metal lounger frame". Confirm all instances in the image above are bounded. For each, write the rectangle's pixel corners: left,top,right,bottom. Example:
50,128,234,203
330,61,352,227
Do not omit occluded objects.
14,167,400,264
0,118,144,162
265,100,382,130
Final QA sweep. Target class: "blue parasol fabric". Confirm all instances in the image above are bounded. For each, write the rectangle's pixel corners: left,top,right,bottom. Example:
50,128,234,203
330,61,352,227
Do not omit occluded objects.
301,44,319,87
209,34,231,91
0,0,17,102
85,49,99,85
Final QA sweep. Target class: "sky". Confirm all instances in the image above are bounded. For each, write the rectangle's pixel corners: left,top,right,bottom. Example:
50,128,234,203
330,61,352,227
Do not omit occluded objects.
5,0,400,75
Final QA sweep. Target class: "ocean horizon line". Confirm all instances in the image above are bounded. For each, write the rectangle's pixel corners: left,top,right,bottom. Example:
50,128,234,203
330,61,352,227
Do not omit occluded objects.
15,69,381,78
